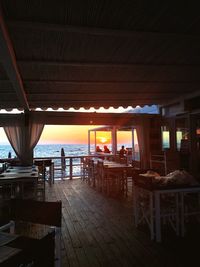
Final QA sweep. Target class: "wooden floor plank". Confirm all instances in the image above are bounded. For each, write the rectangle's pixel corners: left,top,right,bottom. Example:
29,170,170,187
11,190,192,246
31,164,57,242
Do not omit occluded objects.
46,179,200,267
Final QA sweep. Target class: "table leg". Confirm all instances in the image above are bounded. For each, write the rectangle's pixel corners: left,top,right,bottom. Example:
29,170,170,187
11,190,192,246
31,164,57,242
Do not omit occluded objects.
180,192,185,237
149,191,154,240
155,191,161,242
175,193,180,236
133,182,138,226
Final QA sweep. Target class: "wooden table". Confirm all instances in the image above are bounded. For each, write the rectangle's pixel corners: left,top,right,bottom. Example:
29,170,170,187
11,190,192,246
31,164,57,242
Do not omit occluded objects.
0,166,38,199
0,232,19,247
0,245,22,266
0,231,21,266
94,159,134,196
0,223,55,267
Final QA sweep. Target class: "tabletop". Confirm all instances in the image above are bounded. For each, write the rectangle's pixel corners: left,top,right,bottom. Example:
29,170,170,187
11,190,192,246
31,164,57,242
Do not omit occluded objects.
0,245,22,264
0,232,19,247
0,166,38,182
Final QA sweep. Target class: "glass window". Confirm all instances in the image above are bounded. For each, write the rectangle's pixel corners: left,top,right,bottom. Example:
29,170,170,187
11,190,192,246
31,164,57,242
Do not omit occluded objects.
176,118,189,151
161,126,170,150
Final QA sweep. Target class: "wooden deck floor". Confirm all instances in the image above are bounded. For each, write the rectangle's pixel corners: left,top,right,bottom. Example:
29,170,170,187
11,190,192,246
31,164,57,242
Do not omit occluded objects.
46,179,200,267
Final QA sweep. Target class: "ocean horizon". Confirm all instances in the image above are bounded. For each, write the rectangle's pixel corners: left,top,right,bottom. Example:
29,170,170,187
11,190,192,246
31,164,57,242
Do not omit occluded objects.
0,143,132,159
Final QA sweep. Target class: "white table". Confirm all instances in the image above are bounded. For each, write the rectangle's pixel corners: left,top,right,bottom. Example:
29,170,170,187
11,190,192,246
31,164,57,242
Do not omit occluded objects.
133,176,200,242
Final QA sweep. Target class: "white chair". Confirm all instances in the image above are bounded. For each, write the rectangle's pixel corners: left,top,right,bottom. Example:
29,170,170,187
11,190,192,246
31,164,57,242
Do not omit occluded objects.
180,189,200,237
133,176,180,242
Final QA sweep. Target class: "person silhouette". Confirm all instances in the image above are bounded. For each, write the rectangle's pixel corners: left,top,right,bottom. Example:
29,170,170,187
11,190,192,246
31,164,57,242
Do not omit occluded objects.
103,145,110,153
8,151,11,158
61,148,66,178
96,146,102,152
119,145,126,158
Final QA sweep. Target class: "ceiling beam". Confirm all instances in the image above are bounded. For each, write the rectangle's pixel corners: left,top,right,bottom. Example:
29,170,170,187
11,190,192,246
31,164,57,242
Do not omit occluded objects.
29,111,159,126
25,91,189,96
0,8,29,110
161,89,200,108
24,80,200,86
28,94,172,100
8,20,200,40
18,60,200,68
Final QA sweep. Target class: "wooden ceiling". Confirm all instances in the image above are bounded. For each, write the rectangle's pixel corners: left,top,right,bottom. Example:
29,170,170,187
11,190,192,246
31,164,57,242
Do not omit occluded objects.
0,1,200,111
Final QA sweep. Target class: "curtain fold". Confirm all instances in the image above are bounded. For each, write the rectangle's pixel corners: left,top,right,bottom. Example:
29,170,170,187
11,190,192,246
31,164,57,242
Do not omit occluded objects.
4,122,24,160
28,120,44,150
4,115,44,165
136,119,150,170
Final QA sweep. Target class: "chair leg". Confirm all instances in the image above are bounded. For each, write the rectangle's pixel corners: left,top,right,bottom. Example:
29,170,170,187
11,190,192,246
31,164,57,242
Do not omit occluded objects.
55,227,61,267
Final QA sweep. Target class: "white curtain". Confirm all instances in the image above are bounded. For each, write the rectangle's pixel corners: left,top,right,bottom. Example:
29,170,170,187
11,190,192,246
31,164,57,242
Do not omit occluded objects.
4,122,24,160
4,115,44,164
28,120,44,150
136,119,150,170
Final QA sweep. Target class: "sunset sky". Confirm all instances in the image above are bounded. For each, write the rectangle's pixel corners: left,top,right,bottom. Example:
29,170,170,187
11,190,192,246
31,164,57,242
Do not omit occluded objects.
0,107,135,145
0,125,132,145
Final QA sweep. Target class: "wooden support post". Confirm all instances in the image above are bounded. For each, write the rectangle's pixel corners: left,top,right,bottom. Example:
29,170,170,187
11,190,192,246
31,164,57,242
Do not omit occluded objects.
69,158,73,180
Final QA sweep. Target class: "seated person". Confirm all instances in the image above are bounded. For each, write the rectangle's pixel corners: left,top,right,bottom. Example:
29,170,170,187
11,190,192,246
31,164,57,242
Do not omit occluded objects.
103,145,110,153
119,145,126,158
96,146,102,152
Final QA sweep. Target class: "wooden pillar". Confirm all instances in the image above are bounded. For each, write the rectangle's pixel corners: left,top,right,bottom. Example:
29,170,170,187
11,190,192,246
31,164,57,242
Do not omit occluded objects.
132,128,135,160
94,131,96,152
88,130,91,155
69,158,73,179
21,112,33,165
169,118,176,151
188,114,198,176
111,127,117,155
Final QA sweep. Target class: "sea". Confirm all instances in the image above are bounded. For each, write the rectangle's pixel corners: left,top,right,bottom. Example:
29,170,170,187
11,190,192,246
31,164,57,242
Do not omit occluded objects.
0,143,131,177
0,143,131,159
0,144,87,159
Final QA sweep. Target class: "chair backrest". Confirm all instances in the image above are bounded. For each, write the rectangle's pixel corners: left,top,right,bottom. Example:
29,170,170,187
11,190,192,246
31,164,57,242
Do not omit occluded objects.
132,160,141,169
34,160,45,176
34,160,44,166
10,199,62,227
43,159,52,167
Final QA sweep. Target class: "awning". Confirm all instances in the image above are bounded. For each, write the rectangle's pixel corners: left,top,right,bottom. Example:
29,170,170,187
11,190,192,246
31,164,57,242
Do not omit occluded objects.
0,1,200,111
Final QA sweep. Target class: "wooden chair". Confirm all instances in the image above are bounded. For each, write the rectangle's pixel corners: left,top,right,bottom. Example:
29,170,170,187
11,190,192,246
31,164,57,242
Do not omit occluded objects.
0,199,62,267
43,159,54,185
96,160,104,191
80,157,88,181
104,167,128,197
34,159,53,200
34,159,53,184
35,167,46,201
87,159,96,186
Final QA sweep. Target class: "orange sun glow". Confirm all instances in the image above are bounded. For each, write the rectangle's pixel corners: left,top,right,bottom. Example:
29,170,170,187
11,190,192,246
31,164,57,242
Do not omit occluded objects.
97,132,111,144
99,137,108,143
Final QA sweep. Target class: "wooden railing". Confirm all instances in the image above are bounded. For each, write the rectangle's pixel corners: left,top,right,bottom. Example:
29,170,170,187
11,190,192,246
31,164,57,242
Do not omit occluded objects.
34,154,115,180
